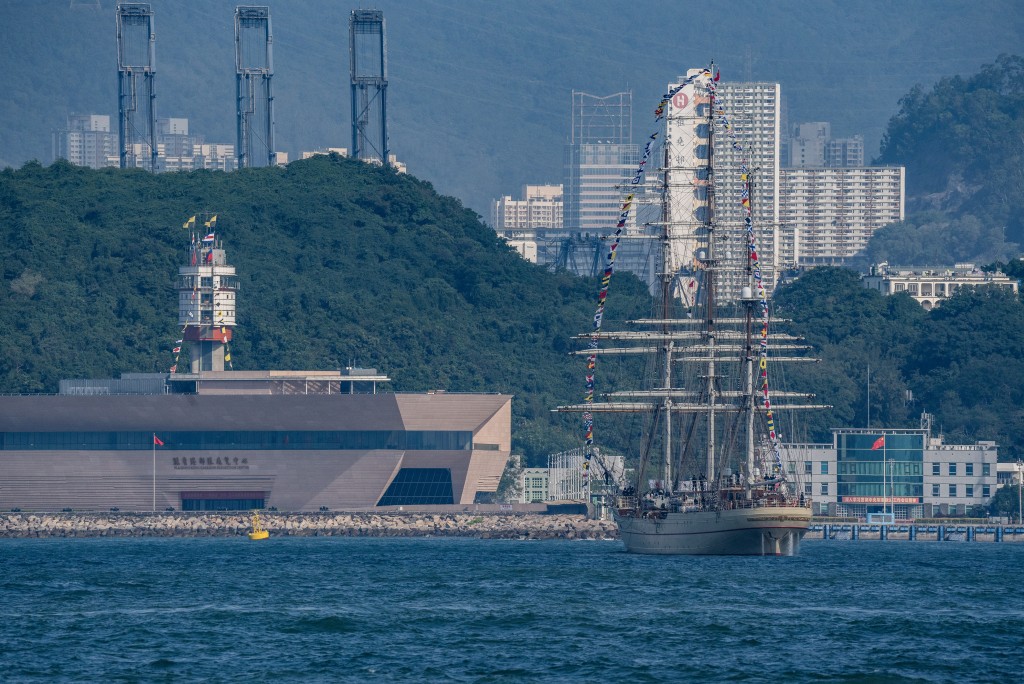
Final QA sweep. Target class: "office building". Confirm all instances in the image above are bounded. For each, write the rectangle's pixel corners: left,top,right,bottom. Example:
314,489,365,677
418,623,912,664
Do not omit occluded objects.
784,417,999,519
563,91,638,235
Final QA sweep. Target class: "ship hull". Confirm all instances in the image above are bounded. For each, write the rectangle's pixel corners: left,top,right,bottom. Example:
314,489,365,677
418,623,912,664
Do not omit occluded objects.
616,506,811,556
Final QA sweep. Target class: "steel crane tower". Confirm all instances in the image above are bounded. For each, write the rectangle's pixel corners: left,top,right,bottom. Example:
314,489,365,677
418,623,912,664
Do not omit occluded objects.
235,6,276,168
349,10,389,166
116,3,157,171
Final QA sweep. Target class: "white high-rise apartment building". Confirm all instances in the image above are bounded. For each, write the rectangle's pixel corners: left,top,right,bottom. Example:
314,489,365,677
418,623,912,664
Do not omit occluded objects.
492,185,564,262
491,185,563,232
712,80,782,296
778,166,904,268
53,114,238,172
52,114,118,169
790,122,830,167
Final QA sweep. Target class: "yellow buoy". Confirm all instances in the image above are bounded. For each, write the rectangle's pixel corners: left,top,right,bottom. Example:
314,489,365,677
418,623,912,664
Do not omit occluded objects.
248,510,269,540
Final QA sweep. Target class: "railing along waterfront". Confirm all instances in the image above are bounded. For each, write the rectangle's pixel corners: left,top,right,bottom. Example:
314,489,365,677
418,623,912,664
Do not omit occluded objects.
808,521,1024,542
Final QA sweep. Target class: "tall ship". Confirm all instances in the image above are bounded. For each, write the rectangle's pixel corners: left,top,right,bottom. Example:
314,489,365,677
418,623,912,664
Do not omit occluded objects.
558,66,826,555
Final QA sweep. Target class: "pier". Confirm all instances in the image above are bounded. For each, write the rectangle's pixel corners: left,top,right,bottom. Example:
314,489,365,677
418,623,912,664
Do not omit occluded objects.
808,519,1024,542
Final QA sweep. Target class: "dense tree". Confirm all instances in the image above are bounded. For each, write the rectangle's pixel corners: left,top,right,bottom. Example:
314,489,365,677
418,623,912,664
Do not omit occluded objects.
873,54,1024,258
4,160,1024,466
774,267,925,440
0,157,649,464
863,213,1018,267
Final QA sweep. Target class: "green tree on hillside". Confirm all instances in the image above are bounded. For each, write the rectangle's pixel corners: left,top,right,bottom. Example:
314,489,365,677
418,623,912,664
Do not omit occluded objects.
0,157,650,465
875,54,1024,249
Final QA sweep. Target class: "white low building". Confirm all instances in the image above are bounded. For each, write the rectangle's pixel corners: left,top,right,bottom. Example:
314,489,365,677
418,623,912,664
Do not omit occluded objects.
863,262,1018,310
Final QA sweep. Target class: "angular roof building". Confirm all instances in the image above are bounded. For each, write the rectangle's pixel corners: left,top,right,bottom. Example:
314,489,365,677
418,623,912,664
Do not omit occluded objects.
0,392,511,512
0,221,511,512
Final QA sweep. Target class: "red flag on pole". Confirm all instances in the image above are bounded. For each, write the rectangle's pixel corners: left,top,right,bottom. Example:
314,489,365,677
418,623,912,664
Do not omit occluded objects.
871,436,885,450
153,435,165,446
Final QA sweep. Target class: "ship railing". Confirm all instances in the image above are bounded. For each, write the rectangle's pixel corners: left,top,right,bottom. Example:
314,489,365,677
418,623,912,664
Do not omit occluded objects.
721,497,811,510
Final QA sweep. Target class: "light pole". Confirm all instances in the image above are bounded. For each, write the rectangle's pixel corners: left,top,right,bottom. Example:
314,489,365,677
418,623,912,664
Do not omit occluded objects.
1017,460,1023,525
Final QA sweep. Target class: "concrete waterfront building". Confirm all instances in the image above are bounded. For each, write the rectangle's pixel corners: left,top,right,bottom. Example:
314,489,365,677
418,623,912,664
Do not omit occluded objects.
778,166,905,268
521,468,550,504
0,392,511,512
52,114,119,169
0,220,511,512
862,262,1018,310
783,417,999,519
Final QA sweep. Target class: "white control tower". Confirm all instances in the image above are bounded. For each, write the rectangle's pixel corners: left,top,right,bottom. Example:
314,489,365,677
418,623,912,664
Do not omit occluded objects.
176,216,239,372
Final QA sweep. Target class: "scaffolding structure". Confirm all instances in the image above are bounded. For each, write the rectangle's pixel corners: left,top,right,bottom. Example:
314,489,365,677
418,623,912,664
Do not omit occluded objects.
349,9,389,166
235,6,276,168
116,3,157,171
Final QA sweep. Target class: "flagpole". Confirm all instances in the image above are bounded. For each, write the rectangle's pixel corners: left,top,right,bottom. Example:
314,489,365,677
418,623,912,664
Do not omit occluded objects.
152,433,156,513
882,438,886,522
884,439,889,523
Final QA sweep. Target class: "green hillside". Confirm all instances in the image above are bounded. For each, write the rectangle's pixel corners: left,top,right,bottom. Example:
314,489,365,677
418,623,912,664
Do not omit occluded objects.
4,158,1023,464
0,156,651,463
864,55,1024,265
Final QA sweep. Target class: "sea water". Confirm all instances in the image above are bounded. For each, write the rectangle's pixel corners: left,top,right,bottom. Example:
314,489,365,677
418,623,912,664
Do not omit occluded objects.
1,537,1022,682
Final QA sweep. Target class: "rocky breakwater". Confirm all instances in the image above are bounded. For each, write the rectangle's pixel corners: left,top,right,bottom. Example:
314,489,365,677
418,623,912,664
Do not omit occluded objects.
0,512,619,540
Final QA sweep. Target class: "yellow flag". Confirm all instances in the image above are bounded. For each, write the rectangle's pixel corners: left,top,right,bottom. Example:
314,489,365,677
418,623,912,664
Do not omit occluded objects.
224,352,231,362
183,215,196,229
209,215,218,227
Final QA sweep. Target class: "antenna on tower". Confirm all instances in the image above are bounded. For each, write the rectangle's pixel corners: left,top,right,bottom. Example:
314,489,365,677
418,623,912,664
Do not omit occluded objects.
116,3,157,171
349,9,389,167
235,6,276,168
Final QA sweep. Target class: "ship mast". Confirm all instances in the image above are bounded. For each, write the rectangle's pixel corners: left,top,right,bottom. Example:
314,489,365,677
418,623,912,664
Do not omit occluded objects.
659,108,674,492
743,170,758,484
702,65,718,484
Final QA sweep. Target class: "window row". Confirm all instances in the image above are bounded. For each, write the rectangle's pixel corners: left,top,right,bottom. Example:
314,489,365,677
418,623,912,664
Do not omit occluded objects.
931,462,990,476
931,484,990,498
0,430,474,452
